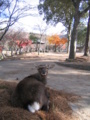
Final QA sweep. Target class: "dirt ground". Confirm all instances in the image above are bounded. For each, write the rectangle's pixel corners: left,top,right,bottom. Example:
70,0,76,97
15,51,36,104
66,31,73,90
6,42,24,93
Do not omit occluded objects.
0,52,90,120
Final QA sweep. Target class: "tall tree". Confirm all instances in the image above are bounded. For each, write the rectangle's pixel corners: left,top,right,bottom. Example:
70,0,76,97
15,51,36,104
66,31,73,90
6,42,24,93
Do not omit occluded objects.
0,0,35,41
69,0,90,59
32,19,49,55
84,8,90,56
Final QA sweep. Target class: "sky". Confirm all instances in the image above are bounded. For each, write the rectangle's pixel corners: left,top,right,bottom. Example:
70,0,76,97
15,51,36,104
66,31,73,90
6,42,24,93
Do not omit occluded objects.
13,0,66,35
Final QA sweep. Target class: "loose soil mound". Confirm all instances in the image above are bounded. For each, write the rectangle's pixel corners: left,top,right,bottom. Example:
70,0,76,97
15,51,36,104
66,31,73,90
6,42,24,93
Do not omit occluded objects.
0,80,79,120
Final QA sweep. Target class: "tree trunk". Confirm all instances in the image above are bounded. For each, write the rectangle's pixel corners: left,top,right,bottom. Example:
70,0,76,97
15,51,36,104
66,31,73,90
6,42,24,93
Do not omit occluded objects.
38,39,41,55
84,9,90,56
11,47,13,56
67,25,72,53
69,5,80,59
54,44,57,52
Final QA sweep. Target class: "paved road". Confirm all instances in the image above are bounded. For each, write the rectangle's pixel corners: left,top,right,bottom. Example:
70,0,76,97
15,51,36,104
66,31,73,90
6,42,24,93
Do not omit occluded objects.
0,58,90,119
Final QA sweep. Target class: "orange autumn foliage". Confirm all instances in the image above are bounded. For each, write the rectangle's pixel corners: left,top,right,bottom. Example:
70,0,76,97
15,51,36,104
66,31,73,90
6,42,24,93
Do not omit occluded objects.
60,38,68,44
47,35,67,46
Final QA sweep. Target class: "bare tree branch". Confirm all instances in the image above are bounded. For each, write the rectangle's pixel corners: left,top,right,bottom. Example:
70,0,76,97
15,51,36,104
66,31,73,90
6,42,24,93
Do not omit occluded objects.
0,0,36,41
